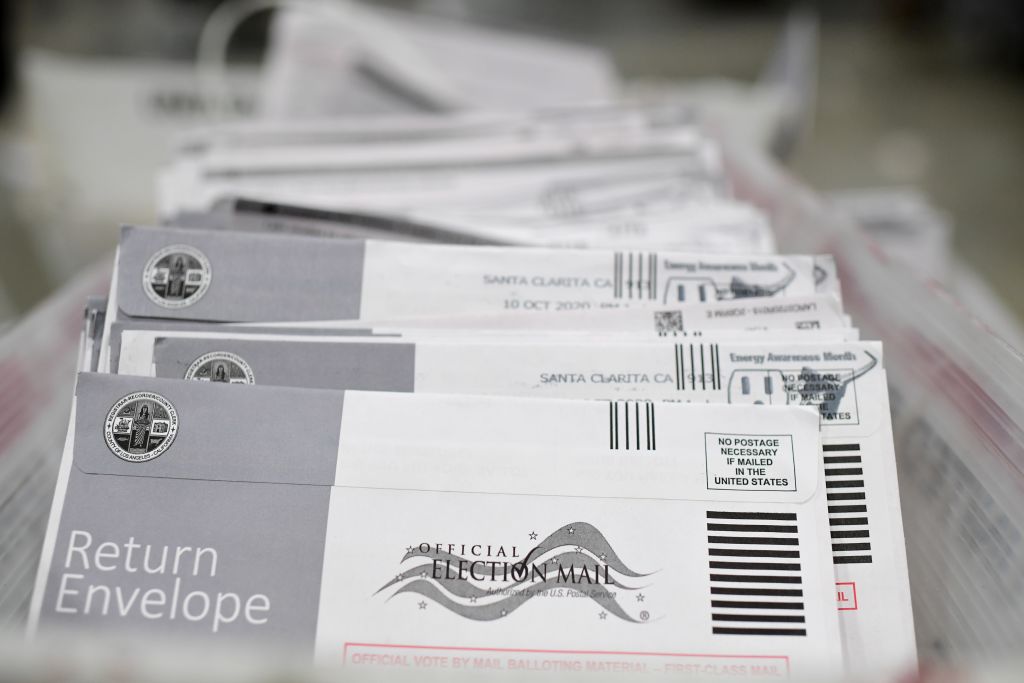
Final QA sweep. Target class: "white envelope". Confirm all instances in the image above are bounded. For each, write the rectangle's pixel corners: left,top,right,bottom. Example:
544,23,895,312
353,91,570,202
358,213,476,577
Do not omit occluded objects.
192,194,775,255
32,374,842,678
347,295,852,334
116,335,915,677
159,129,717,219
114,326,859,378
110,226,840,325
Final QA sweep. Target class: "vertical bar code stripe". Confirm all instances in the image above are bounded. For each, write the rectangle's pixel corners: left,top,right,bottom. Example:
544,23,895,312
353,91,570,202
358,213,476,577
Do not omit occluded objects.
645,403,651,450
649,254,657,300
823,455,861,464
613,253,621,299
831,529,868,538
608,402,615,449
622,253,630,299
822,443,859,452
634,402,641,451
624,401,630,450
825,467,863,476
829,505,867,513
615,402,619,450
826,480,865,489
609,401,657,451
709,343,717,390
827,492,865,501
649,402,656,450
713,627,807,637
637,253,643,302
707,511,797,521
700,343,707,390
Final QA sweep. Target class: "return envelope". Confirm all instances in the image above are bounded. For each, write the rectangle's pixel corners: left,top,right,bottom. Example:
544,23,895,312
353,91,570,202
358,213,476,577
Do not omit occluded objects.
31,374,842,678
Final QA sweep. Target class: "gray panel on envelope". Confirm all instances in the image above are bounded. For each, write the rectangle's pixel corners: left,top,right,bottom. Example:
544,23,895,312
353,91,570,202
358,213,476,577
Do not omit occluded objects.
152,338,416,391
116,226,366,322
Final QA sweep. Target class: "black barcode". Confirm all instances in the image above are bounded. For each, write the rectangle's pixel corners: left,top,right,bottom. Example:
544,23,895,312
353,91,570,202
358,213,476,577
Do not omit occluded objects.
608,401,656,451
613,252,658,300
674,344,722,391
706,511,807,637
654,310,685,336
823,443,873,564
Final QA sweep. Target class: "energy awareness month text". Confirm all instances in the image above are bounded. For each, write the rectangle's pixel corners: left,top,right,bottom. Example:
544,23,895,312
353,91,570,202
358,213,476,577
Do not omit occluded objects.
53,530,268,633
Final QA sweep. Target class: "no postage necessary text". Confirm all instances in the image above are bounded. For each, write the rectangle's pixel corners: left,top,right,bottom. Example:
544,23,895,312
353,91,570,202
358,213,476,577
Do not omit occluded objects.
706,435,796,491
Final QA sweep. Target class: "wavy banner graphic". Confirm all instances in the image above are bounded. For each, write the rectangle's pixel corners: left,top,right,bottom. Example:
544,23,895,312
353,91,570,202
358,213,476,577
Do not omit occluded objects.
378,522,653,623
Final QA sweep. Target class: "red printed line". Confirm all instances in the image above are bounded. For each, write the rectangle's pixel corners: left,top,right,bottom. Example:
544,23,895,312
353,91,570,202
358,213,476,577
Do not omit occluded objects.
343,642,789,671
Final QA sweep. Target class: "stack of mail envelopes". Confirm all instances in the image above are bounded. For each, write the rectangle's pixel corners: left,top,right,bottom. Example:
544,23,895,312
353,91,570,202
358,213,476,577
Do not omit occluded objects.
29,103,916,681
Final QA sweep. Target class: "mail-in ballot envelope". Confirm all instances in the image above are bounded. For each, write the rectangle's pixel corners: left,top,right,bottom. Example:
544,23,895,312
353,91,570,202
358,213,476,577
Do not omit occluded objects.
119,336,915,676
32,375,841,678
159,130,719,219
193,195,777,255
111,226,840,325
113,326,859,378
99,292,851,375
224,295,852,335
176,102,704,153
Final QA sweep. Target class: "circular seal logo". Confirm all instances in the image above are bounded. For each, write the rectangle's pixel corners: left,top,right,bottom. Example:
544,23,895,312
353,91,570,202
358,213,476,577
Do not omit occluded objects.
142,245,211,309
104,392,179,462
184,351,255,385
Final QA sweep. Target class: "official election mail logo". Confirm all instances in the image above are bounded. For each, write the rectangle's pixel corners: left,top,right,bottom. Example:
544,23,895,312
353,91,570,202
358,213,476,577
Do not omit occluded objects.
104,392,178,462
184,352,255,385
378,523,653,623
142,245,211,309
